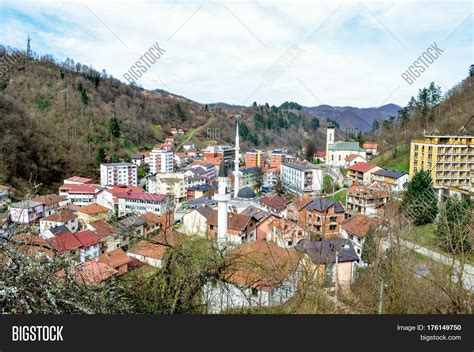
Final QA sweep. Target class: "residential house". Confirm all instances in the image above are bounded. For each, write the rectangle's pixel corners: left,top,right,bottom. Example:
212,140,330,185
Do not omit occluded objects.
127,231,186,267
48,232,82,257
240,206,272,241
186,184,212,201
139,212,162,236
10,200,44,224
11,233,54,258
262,167,280,188
117,215,145,249
267,218,308,248
299,198,346,239
340,214,382,264
181,206,214,236
259,195,288,217
76,203,111,225
314,151,326,163
347,162,382,185
363,142,379,159
372,169,408,192
347,182,390,215
204,240,301,313
40,209,79,236
130,153,145,166
99,248,131,275
43,224,74,240
182,141,195,151
296,239,359,293
32,194,69,217
87,220,118,254
207,210,257,244
345,154,367,167
74,229,101,262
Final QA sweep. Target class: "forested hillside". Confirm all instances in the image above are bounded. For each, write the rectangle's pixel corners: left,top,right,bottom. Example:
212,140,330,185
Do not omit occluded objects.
370,68,474,170
0,47,336,192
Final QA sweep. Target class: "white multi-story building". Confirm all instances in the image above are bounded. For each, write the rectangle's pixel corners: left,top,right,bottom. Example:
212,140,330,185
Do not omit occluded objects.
147,173,187,202
100,163,137,187
150,148,174,174
116,192,169,217
59,183,103,206
280,163,323,195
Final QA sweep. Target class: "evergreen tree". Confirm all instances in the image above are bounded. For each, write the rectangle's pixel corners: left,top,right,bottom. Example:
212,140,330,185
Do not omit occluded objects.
371,119,380,132
311,117,320,130
361,229,376,265
108,116,121,139
402,171,438,226
96,147,106,165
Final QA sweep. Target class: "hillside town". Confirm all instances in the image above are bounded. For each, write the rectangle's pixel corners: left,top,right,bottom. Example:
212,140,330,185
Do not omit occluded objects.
1,119,472,312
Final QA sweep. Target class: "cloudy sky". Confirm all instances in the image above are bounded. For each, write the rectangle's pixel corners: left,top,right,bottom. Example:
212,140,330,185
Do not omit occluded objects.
1,0,472,107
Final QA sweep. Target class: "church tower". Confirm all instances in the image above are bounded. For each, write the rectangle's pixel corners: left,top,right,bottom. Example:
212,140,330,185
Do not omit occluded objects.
326,125,335,164
214,158,230,242
233,120,241,198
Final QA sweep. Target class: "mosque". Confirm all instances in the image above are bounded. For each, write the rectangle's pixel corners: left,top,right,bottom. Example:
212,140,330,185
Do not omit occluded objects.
213,120,262,243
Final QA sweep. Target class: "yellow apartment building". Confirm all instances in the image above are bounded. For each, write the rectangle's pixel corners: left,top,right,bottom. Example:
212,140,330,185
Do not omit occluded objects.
409,134,474,195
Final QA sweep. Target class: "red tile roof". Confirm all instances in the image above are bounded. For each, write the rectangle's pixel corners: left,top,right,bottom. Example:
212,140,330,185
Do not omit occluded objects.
32,194,67,206
48,233,82,252
74,261,117,285
128,232,186,260
207,211,253,231
99,248,131,268
341,214,382,238
41,209,77,222
116,192,167,202
106,185,144,196
224,241,301,290
89,220,115,238
260,195,288,212
363,142,378,149
77,203,111,215
345,154,363,162
59,184,101,194
314,151,326,157
64,176,96,184
74,230,100,247
348,162,378,173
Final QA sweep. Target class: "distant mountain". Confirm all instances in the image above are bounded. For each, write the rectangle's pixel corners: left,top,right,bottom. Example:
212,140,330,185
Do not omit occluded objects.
303,103,400,131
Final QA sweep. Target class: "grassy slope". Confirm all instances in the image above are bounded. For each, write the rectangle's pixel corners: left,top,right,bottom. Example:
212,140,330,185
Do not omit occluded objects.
371,144,410,173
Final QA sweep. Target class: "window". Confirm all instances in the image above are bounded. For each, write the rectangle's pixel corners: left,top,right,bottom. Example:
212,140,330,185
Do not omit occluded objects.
251,288,258,297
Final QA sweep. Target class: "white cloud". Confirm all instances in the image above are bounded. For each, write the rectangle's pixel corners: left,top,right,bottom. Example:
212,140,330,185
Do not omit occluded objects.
1,0,472,107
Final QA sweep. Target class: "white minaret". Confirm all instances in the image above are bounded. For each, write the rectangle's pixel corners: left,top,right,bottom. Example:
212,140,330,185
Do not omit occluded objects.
326,125,335,164
233,120,241,198
214,158,230,242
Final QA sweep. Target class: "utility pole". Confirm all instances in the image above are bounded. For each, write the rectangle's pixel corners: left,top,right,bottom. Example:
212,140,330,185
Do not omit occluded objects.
26,36,31,57
378,279,384,314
